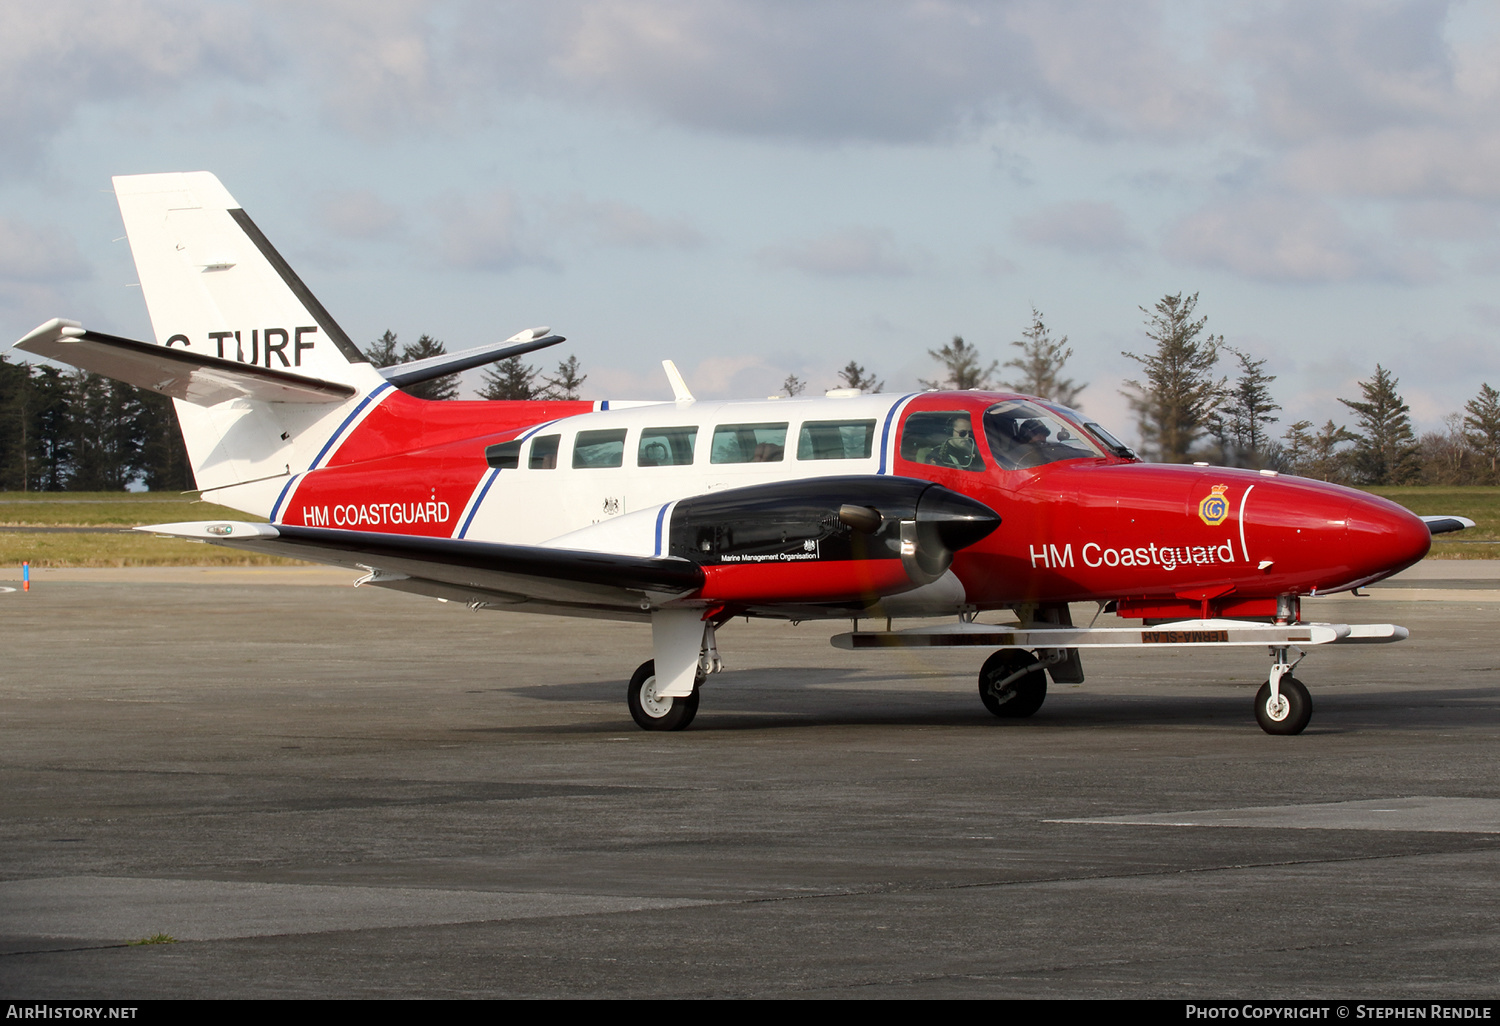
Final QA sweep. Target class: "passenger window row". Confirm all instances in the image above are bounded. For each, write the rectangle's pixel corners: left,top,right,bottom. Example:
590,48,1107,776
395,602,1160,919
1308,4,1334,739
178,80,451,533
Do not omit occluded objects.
486,420,877,470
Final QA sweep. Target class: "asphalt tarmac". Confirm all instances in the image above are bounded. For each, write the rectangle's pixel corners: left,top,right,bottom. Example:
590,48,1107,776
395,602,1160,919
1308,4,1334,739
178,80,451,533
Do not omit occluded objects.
2,562,1498,999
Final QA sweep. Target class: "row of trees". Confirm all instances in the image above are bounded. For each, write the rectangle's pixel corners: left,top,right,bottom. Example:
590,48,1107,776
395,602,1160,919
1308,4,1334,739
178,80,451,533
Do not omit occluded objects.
0,310,1492,490
0,328,592,492
0,359,191,492
1114,292,1500,486
361,330,589,401
913,291,1500,486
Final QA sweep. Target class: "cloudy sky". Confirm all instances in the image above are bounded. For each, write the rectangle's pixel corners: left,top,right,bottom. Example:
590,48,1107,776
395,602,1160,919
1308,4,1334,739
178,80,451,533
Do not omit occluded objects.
3,0,1499,441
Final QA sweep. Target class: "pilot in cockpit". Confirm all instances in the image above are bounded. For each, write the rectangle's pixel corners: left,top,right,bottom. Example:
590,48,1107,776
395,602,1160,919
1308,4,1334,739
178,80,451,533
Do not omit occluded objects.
927,415,981,469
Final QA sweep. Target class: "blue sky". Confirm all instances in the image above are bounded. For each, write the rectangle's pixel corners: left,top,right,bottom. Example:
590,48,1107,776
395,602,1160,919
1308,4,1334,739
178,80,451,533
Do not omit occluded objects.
3,0,1500,443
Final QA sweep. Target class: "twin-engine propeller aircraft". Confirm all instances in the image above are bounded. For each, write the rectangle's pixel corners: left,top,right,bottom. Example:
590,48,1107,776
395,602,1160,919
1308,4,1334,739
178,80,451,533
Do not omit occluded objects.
16,173,1471,735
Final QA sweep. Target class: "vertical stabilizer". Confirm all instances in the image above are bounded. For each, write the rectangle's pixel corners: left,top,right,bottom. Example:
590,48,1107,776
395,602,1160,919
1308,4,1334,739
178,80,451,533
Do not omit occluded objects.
112,172,387,514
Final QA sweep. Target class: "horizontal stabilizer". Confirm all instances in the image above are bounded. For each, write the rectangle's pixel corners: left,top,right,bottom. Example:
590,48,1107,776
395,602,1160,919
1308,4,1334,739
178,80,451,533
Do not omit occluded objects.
137,521,704,616
15,318,357,406
1421,515,1476,536
380,327,564,388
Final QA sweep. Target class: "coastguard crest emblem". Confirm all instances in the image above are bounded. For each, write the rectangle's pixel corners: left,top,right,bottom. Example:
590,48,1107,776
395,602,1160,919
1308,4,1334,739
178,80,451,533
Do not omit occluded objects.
1198,484,1230,526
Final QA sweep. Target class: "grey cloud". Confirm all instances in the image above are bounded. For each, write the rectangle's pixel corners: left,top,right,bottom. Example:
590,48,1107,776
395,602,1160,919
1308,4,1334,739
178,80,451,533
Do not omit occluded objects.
549,197,704,249
1278,127,1500,201
453,0,1226,143
0,0,267,168
1395,199,1499,241
432,190,551,271
260,0,453,136
1166,195,1440,284
1238,2,1500,202
1014,200,1140,255
315,190,407,242
760,227,912,277
0,217,90,283
1237,0,1458,144
1470,303,1500,329
978,247,1019,278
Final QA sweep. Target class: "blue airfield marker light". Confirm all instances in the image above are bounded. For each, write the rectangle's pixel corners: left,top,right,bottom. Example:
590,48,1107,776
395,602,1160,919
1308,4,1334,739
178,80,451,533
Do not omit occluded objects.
22,560,29,592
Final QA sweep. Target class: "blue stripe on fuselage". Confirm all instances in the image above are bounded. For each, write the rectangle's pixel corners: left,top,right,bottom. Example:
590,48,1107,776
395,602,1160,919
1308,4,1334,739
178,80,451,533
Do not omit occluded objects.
878,394,918,474
310,382,392,470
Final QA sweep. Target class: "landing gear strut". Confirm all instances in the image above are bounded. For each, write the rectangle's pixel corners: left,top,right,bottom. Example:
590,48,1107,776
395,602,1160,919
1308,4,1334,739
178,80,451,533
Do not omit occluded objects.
627,659,701,731
1255,645,1313,735
978,649,1048,718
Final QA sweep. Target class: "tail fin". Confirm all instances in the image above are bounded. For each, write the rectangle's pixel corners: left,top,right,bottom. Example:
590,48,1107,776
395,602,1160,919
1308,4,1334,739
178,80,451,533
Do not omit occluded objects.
110,172,387,514
114,172,374,384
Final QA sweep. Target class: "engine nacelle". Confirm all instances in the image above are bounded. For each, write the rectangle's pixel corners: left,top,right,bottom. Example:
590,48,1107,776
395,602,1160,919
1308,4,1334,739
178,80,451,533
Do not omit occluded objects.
669,476,999,605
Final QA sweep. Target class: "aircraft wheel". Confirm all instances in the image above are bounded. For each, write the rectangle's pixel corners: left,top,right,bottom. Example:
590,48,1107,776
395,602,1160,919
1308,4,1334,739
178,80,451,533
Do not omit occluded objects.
1254,676,1312,735
627,659,700,731
978,650,1048,718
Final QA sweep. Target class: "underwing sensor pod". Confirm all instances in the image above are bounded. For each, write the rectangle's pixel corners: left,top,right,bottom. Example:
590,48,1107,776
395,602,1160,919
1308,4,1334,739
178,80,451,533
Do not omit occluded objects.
14,171,1469,735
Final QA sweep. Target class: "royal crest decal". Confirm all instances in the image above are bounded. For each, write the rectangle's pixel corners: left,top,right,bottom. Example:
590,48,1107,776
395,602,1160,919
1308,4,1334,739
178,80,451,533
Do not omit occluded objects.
1198,484,1230,526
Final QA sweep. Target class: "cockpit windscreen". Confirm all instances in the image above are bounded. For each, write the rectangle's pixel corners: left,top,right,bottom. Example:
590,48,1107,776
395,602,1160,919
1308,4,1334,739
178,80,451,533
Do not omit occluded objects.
982,400,1107,470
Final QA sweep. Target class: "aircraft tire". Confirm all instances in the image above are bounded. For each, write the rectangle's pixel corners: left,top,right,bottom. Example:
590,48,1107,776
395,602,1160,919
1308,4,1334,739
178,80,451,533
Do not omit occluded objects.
978,650,1048,718
627,659,701,731
1254,676,1312,735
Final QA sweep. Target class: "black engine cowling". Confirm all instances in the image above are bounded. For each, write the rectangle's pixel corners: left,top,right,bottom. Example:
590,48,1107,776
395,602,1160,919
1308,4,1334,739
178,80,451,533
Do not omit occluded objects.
667,475,999,585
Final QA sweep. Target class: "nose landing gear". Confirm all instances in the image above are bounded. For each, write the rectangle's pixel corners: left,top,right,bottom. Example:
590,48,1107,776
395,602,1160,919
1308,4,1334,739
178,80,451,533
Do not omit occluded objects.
1255,646,1313,735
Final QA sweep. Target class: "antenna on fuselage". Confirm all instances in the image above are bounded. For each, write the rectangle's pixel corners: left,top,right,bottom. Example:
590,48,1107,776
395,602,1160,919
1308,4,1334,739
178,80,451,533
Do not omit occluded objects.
662,360,695,403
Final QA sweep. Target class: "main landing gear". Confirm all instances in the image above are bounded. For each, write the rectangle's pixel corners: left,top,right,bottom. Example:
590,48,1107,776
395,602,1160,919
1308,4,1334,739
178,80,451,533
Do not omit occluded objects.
975,642,1318,733
627,659,702,731
977,649,1049,719
1255,646,1313,735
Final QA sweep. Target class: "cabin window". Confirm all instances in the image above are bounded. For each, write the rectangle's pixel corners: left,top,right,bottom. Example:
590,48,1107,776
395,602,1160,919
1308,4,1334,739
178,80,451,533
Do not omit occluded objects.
900,411,985,471
573,429,628,469
796,419,876,461
485,440,522,469
710,423,787,464
529,434,560,470
638,426,697,467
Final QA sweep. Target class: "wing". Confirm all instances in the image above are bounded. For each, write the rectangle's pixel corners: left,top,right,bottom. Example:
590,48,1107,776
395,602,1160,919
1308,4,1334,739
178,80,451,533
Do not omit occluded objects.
1421,515,1476,536
139,521,704,620
15,318,355,406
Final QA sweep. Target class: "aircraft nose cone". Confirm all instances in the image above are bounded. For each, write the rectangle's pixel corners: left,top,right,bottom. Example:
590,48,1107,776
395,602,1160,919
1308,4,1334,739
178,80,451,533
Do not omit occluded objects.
1345,494,1430,582
916,485,1001,552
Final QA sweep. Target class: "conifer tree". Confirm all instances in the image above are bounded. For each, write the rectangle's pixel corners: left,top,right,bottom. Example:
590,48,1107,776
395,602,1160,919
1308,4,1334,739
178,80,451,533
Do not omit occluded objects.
1218,350,1280,468
1463,382,1500,483
29,365,72,491
1338,365,1419,485
782,374,806,397
479,357,540,400
1003,307,1084,406
136,391,194,491
397,334,461,401
67,371,144,490
921,336,997,391
540,355,587,400
836,361,883,394
364,329,400,368
1121,292,1225,463
0,356,31,490
1279,419,1357,482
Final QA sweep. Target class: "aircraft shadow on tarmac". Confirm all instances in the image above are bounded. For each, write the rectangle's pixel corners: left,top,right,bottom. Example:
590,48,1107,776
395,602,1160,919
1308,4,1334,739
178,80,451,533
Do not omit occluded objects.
467,673,1500,735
